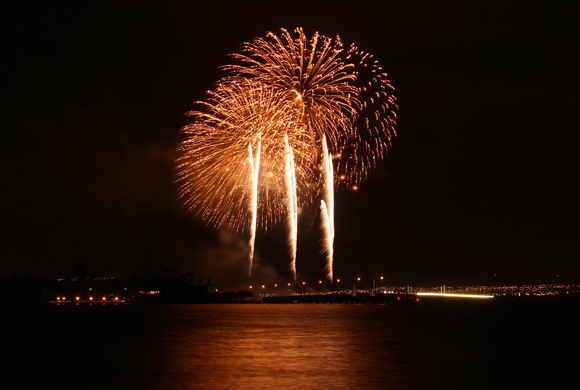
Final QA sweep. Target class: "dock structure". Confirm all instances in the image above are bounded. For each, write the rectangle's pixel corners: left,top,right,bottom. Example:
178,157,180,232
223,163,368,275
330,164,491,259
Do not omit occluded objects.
262,293,419,304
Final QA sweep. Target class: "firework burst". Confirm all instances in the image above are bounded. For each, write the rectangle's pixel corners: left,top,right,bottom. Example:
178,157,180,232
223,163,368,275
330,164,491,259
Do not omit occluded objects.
176,28,397,280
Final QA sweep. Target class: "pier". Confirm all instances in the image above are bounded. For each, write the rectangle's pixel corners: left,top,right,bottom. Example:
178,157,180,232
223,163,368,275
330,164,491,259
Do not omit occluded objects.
262,292,420,304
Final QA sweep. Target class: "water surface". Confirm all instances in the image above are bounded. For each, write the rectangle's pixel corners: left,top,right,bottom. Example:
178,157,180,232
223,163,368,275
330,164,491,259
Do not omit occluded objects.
7,299,578,389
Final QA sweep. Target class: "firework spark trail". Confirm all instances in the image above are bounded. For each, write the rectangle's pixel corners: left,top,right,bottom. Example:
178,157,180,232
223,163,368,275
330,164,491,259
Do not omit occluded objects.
176,28,397,280
284,134,298,280
321,136,335,281
320,200,333,281
337,46,398,188
176,80,303,234
225,28,359,173
248,134,261,278
322,136,335,238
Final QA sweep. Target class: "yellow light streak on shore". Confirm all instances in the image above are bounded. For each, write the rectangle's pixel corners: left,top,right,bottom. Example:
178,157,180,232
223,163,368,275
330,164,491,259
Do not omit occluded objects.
416,292,494,299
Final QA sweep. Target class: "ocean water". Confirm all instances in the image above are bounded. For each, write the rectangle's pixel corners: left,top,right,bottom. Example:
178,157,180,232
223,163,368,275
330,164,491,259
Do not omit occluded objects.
6,299,579,389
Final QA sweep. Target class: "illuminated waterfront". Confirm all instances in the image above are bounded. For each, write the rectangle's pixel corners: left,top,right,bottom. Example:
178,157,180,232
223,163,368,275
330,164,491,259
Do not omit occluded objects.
3,274,576,305
38,276,580,302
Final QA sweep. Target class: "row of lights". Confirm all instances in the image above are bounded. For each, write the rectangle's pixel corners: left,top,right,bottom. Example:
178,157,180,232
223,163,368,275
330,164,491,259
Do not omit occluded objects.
55,296,120,301
249,276,386,290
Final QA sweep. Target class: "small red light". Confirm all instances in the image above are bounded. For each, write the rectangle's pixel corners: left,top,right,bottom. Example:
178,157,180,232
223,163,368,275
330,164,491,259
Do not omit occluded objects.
416,298,420,302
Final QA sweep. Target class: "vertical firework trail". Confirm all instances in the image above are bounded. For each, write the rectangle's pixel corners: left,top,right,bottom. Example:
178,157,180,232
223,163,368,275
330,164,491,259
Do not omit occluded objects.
320,201,333,281
321,136,335,281
284,134,298,280
248,134,261,278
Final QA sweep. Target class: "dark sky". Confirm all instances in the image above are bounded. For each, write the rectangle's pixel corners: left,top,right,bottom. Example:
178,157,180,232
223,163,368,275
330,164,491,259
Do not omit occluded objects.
2,1,579,288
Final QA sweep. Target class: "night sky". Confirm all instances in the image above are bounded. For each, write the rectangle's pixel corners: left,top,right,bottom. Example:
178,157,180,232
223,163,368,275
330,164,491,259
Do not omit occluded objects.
2,1,579,288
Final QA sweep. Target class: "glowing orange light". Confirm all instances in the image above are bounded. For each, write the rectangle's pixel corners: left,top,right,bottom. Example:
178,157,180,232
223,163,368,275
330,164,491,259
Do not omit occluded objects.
319,280,322,284
75,297,80,301
89,297,93,301
352,186,358,191
262,285,265,288
249,285,253,289
302,282,306,285
102,297,106,301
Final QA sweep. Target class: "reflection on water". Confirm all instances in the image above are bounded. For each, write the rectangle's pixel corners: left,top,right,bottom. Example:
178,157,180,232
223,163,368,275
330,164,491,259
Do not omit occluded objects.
141,305,413,389
7,300,579,389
